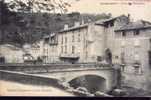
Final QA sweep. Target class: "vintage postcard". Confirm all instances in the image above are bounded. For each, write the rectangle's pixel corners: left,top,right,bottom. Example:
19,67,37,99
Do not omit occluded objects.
0,0,151,97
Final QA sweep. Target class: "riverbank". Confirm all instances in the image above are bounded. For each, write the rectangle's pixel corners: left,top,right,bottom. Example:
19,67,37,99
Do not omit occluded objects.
0,80,75,96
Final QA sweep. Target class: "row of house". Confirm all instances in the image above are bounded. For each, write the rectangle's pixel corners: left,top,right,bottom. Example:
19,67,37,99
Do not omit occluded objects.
34,14,151,90
26,14,151,76
37,15,129,64
1,14,151,75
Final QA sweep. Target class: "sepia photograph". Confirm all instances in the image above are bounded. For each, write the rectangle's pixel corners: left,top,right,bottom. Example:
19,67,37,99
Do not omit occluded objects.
0,0,151,97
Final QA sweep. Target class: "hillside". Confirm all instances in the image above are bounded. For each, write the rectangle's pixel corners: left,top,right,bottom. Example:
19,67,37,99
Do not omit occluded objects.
1,11,111,45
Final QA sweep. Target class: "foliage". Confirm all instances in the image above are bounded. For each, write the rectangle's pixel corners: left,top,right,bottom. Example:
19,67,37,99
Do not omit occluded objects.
0,0,112,45
5,0,71,13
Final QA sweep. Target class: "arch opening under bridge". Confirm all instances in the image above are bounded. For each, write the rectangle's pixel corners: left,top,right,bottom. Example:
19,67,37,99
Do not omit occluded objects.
68,74,106,93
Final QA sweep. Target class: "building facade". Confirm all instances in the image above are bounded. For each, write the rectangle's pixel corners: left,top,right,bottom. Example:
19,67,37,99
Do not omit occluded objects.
113,20,151,90
114,20,151,74
0,44,24,63
37,15,130,64
57,22,106,63
34,15,151,75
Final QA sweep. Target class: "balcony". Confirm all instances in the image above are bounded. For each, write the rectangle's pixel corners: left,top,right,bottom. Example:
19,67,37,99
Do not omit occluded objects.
49,41,58,45
59,53,80,59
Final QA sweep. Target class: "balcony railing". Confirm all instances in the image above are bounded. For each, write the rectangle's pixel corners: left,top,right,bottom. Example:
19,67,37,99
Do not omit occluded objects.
59,53,80,58
49,42,58,45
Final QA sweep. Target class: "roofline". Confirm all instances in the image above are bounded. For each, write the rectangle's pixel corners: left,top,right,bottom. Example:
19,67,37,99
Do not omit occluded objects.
95,23,106,26
141,20,151,25
0,44,23,50
95,14,128,25
58,24,89,33
114,26,151,32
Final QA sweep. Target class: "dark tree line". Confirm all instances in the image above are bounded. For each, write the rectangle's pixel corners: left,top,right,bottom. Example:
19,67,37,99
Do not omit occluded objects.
0,0,24,44
0,0,112,45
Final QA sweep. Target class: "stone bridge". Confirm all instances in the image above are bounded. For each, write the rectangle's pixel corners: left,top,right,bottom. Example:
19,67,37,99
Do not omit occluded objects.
0,63,120,93
38,67,118,93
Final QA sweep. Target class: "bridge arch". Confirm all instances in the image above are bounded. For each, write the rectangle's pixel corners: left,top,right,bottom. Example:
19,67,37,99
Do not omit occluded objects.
68,74,107,93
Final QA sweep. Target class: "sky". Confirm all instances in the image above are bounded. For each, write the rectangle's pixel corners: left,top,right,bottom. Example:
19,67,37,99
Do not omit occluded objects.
5,0,151,21
66,0,151,21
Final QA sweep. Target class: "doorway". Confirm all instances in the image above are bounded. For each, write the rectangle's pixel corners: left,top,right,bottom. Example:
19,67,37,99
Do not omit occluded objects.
105,48,112,64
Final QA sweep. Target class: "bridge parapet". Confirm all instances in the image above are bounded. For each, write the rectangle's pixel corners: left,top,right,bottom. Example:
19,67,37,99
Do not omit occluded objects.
0,63,113,72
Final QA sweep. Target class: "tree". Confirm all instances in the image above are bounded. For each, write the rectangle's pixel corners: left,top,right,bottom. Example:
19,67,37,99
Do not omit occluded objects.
0,0,18,43
6,0,71,14
1,0,72,44
1,0,112,44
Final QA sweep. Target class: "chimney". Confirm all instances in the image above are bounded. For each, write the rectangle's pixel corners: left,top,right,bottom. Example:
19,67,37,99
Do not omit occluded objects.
74,22,80,27
64,24,69,30
127,13,131,23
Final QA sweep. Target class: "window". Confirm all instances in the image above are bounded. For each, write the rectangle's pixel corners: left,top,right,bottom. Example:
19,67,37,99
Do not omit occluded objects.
65,45,67,54
134,30,140,36
122,31,126,37
61,46,63,53
78,34,80,42
78,29,81,32
72,46,75,54
121,52,125,64
61,36,63,44
134,53,140,62
72,34,75,42
115,56,119,59
52,46,54,52
65,37,67,43
133,61,141,74
97,56,102,61
134,39,140,47
121,41,126,47
134,66,140,74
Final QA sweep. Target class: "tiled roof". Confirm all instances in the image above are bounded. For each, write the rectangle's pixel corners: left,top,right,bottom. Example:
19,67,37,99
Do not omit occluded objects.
58,15,128,33
115,20,151,31
59,24,89,33
95,14,127,25
0,43,22,50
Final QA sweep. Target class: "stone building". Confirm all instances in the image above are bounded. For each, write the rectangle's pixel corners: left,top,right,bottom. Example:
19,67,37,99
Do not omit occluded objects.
38,15,130,63
33,15,151,74
29,42,41,60
0,44,24,63
57,22,106,63
42,34,58,63
113,20,151,89
95,15,130,64
56,15,129,63
29,14,151,89
22,42,43,62
114,20,151,74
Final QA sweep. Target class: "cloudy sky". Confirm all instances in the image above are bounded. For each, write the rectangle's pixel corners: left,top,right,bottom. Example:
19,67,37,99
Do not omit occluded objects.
66,0,151,21
5,0,151,21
